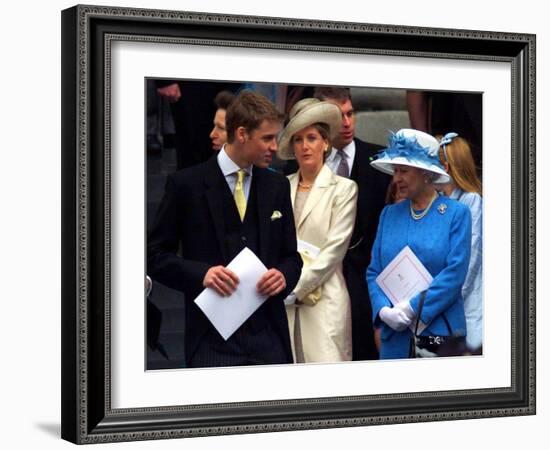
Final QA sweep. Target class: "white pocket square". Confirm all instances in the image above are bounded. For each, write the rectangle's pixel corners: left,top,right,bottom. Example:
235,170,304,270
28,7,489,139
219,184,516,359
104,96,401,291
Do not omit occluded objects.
270,210,282,221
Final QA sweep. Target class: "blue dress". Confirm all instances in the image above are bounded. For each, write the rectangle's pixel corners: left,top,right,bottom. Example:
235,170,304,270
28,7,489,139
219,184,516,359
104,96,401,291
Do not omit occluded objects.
449,188,483,351
366,195,472,359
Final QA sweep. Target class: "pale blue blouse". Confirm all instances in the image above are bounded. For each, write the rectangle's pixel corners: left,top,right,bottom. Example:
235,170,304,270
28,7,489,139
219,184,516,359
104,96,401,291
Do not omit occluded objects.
449,188,483,351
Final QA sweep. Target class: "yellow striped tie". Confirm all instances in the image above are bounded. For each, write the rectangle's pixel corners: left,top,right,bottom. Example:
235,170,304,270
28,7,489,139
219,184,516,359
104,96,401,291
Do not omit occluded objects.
234,169,247,221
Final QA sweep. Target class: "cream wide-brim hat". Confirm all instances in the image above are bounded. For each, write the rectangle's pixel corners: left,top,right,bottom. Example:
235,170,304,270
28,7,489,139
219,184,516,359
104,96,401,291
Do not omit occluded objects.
370,128,450,184
278,98,342,160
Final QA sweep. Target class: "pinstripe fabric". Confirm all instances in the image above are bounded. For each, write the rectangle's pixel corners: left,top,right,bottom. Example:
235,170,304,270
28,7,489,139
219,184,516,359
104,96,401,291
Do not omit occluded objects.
188,181,286,367
188,321,287,367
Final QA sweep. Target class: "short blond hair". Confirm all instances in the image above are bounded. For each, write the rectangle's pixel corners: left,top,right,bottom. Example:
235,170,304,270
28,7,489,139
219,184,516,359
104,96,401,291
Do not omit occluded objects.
225,90,284,143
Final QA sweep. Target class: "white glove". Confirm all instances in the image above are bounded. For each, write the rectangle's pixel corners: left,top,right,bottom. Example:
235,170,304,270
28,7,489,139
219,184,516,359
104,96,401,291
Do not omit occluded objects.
283,292,297,306
395,301,416,322
379,306,413,331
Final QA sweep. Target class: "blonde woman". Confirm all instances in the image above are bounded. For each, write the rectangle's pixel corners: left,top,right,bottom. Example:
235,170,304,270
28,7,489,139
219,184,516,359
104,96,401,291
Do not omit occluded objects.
278,98,357,363
438,133,483,353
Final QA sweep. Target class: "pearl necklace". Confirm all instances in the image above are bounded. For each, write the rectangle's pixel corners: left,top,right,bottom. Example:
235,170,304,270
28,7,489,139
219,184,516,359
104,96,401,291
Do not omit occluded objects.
298,182,312,190
410,193,438,220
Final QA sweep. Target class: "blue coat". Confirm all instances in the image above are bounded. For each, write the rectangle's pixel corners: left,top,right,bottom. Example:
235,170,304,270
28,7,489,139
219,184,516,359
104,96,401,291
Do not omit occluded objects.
366,195,472,359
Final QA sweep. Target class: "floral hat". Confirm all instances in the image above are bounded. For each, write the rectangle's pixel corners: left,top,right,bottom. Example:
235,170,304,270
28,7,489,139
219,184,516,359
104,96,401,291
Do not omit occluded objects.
370,128,450,183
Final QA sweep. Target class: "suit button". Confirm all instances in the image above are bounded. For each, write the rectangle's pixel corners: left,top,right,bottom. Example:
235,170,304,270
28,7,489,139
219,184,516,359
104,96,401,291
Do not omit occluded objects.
241,236,247,242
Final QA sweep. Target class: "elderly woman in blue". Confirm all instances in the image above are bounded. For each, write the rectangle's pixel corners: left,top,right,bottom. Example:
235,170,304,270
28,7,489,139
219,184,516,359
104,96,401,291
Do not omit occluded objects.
367,129,472,359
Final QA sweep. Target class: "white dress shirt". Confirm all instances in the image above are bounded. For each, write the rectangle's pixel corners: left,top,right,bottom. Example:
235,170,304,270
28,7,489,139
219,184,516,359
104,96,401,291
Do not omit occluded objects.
217,145,253,200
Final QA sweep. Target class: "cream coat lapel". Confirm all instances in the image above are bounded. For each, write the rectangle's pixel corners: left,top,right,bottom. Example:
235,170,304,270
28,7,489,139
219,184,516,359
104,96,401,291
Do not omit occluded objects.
292,165,336,231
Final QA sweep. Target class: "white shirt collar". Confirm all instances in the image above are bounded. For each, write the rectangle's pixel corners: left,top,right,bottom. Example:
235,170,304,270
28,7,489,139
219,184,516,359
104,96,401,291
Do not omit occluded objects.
341,139,356,159
217,145,253,177
326,140,356,175
327,140,355,161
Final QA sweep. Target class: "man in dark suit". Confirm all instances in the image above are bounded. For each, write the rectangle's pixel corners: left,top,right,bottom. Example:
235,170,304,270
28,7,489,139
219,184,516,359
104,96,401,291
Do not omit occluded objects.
313,87,389,360
156,80,242,169
147,91,302,368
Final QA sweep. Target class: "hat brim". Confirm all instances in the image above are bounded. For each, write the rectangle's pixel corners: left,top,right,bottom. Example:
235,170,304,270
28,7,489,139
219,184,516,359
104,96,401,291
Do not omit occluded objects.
278,102,342,160
370,156,450,184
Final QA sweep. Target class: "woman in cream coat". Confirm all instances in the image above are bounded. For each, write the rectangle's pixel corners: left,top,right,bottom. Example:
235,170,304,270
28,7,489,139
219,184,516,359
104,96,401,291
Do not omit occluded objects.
279,98,358,363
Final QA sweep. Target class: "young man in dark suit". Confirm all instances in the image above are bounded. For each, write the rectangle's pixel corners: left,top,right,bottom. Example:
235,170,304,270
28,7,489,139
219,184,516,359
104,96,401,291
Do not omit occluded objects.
313,87,389,361
147,91,302,368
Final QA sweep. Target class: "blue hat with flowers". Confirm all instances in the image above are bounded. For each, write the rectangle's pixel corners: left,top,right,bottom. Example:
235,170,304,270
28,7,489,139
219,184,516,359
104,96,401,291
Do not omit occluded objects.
370,128,450,183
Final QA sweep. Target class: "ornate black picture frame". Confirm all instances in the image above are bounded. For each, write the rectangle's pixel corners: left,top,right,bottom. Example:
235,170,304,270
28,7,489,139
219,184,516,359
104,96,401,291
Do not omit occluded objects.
61,4,536,444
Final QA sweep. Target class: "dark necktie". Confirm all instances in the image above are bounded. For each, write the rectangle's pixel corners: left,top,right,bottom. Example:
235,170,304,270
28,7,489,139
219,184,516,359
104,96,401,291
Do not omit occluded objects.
336,150,349,177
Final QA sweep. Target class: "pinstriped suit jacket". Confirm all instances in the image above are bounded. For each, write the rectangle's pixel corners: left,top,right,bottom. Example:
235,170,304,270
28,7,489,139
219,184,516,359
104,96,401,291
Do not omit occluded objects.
147,156,302,365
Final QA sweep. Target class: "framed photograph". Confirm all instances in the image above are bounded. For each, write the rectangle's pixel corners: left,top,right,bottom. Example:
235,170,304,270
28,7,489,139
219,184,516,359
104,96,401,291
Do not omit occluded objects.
61,4,535,444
